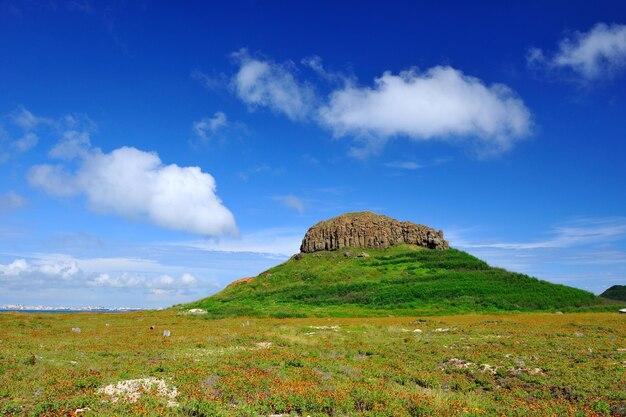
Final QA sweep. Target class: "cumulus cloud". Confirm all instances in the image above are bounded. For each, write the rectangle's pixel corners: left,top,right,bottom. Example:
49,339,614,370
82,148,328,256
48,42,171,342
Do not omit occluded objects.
528,22,626,81
28,137,237,237
319,66,531,157
0,192,27,211
231,49,316,120
192,111,227,142
225,51,532,157
272,194,305,213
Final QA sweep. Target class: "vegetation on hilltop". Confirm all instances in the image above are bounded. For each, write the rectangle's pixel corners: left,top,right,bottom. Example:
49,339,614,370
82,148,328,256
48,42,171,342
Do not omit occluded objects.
182,246,611,318
600,284,626,302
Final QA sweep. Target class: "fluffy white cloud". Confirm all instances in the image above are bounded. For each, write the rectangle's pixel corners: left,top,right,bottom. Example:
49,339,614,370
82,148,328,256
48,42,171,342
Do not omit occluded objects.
0,259,31,276
192,111,227,141
528,23,626,80
0,192,27,211
225,51,532,157
231,49,315,120
28,139,237,237
319,66,531,156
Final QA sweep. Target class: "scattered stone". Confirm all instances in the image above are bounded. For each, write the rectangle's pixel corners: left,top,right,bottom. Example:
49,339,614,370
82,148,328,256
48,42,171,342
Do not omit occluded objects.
440,358,473,369
105,323,110,327
71,327,81,333
433,328,450,332
187,308,207,315
97,377,178,407
292,253,304,260
309,325,340,330
555,311,564,315
357,252,370,258
343,251,353,257
413,329,423,333
481,364,498,375
574,332,585,338
163,330,171,337
74,407,91,414
300,212,448,253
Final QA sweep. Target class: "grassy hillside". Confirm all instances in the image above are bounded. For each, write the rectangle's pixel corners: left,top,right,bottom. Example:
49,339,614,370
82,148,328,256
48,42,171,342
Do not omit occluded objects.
600,284,626,301
182,246,611,318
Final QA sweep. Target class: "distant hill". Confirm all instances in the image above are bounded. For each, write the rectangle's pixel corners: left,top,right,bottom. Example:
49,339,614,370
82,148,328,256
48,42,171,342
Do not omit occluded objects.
181,212,612,318
600,285,626,302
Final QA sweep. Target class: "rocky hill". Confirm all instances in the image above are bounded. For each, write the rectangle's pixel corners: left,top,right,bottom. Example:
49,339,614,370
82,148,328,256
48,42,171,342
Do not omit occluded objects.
181,212,614,318
300,212,448,252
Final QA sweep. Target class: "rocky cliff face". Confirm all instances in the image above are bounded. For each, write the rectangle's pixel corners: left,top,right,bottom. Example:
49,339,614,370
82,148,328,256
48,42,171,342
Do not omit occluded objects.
300,212,449,253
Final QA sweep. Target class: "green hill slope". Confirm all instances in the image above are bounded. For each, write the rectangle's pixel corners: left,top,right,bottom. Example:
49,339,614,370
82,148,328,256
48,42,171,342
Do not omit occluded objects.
182,245,609,318
600,285,626,301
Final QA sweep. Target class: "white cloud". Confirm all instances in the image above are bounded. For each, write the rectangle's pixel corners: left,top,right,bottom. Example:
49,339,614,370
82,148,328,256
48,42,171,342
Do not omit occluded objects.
0,259,30,276
528,22,626,81
319,66,531,157
385,161,425,170
49,129,91,160
458,217,626,250
89,272,196,289
11,132,38,152
0,256,198,290
9,106,52,130
231,49,316,120
225,52,532,158
192,111,227,141
176,227,303,256
272,194,305,213
0,192,27,211
28,137,237,237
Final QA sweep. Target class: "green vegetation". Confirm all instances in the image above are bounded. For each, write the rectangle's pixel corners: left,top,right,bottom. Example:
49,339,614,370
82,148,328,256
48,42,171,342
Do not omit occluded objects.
1,311,625,416
600,284,626,301
183,246,615,318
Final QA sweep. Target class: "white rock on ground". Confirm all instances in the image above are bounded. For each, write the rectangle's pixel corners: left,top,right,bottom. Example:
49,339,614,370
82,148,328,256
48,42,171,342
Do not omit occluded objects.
97,377,179,407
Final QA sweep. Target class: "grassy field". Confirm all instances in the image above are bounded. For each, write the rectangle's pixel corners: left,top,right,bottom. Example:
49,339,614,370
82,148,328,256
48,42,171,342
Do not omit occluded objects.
183,246,615,318
0,310,625,416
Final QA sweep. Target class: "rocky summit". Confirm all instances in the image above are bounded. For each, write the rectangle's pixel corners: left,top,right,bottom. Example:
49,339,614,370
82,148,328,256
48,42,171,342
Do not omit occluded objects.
300,212,449,253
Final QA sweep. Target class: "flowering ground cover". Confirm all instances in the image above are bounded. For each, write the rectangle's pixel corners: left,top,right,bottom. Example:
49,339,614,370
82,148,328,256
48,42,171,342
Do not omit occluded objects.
0,311,624,416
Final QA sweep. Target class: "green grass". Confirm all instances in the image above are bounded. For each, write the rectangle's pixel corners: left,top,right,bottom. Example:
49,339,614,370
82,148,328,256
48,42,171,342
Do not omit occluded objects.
182,246,616,318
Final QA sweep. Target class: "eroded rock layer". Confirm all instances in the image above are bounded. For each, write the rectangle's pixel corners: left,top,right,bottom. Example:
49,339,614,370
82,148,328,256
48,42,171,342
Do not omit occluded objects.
300,212,449,253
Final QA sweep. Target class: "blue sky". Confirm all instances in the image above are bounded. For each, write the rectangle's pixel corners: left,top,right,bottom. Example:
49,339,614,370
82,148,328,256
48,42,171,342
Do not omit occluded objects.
1,0,626,308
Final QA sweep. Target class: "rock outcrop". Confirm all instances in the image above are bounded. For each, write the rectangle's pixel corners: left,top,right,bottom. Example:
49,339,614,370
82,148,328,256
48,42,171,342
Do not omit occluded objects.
300,212,449,253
